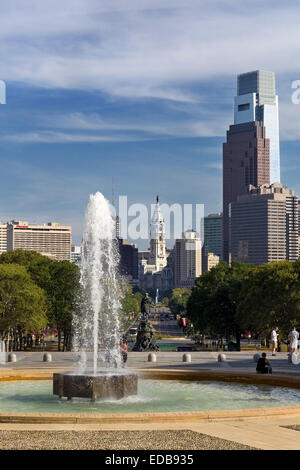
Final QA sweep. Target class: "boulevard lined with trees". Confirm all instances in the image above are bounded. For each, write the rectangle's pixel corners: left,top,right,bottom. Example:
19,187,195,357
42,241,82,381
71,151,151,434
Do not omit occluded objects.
0,250,142,351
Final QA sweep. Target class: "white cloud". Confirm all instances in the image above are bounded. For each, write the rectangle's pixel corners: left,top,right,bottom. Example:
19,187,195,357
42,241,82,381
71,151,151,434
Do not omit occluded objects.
0,1,300,103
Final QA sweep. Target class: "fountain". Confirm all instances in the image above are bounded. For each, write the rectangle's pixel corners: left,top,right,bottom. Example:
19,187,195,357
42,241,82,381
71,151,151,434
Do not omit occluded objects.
53,192,137,401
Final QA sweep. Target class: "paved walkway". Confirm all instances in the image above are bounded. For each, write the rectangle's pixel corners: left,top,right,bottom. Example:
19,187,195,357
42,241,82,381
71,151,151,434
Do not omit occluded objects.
1,351,300,375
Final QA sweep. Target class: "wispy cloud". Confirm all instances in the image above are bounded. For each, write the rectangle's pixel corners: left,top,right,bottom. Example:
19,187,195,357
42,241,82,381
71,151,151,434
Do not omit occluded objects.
0,1,300,102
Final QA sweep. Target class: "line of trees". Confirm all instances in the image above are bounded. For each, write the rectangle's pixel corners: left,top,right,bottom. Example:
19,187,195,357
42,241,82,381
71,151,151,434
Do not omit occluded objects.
0,250,80,351
0,250,143,351
186,260,300,349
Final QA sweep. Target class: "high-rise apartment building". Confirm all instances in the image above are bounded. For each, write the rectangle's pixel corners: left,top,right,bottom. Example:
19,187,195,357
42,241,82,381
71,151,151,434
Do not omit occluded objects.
230,183,299,265
234,70,280,183
7,221,72,261
204,213,222,257
174,230,202,289
0,224,7,254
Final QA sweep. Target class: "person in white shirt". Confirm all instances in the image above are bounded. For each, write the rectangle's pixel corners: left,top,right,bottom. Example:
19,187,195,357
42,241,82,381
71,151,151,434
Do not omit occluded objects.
271,327,279,356
288,327,299,354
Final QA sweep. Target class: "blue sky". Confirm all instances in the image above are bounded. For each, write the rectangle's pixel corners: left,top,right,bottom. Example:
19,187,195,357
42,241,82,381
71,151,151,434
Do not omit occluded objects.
0,1,300,248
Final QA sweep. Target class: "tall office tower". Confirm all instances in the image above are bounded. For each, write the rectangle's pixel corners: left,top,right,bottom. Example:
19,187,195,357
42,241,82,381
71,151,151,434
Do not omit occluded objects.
0,224,7,254
174,230,202,289
230,183,299,265
223,121,270,262
118,238,138,282
7,221,72,261
204,213,222,257
235,70,280,184
223,70,280,263
148,196,167,272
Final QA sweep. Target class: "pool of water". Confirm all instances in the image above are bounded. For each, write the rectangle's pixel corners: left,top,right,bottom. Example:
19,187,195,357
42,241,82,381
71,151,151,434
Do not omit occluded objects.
0,380,299,414
0,380,300,413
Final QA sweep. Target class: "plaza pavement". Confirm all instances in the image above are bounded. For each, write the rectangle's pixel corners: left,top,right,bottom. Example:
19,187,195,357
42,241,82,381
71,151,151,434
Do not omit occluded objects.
1,350,300,376
1,351,300,450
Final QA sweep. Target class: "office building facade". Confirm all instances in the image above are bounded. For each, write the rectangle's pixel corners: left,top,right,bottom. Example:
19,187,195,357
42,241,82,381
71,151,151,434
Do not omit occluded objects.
230,183,299,265
7,221,72,261
223,121,270,262
0,224,7,254
174,230,202,289
234,70,280,183
204,213,222,257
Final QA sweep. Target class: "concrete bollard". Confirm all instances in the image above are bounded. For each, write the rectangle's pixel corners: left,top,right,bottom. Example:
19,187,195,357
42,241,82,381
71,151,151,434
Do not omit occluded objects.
217,353,226,362
183,353,191,363
291,353,300,365
43,353,52,362
253,353,260,363
8,353,17,363
148,353,157,362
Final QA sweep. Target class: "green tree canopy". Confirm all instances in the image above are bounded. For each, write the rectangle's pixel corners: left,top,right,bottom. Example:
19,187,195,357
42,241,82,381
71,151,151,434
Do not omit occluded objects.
169,288,191,316
187,262,253,348
237,261,300,339
0,250,80,350
0,264,47,337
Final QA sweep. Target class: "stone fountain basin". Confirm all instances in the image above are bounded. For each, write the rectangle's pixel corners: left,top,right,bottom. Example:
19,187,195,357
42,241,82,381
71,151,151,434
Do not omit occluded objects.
53,370,138,401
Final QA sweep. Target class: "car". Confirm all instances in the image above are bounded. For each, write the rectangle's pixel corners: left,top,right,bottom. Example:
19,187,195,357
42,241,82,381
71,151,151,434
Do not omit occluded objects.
128,328,138,336
177,346,197,352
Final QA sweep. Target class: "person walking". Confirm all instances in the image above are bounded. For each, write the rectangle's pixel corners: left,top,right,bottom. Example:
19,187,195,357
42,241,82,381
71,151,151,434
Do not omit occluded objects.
271,327,279,356
288,327,299,354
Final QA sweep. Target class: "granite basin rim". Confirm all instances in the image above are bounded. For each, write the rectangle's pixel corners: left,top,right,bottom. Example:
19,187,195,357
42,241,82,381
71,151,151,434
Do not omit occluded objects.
53,370,138,400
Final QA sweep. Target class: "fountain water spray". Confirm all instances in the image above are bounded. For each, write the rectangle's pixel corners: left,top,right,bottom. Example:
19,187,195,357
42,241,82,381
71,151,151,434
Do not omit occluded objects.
73,192,122,373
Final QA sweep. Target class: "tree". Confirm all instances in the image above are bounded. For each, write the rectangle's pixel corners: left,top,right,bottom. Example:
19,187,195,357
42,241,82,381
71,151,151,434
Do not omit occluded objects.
169,288,191,316
47,261,80,351
0,250,53,291
237,261,300,343
120,283,140,331
0,264,47,349
0,250,81,351
187,262,252,350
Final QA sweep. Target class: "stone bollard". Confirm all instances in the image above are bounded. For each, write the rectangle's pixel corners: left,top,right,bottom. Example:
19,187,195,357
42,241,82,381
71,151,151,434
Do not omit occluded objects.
253,353,260,363
182,353,191,363
148,352,157,362
43,353,52,363
8,353,17,363
217,353,226,362
291,353,300,366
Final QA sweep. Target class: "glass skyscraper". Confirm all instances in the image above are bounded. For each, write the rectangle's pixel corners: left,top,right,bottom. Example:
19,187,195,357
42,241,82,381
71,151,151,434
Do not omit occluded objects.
234,70,280,183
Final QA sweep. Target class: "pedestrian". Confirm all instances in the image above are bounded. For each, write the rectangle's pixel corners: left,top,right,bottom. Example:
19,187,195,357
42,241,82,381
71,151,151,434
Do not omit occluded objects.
271,326,279,356
120,336,128,368
256,352,272,374
288,327,299,354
